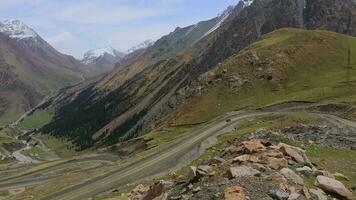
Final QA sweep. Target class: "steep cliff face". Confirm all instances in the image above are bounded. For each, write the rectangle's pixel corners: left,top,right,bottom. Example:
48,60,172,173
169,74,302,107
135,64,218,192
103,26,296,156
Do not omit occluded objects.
305,0,356,36
42,0,356,149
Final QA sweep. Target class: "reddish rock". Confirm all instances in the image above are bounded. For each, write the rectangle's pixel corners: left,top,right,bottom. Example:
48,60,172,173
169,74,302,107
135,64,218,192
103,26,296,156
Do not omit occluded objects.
265,157,288,170
224,186,246,200
278,143,307,164
267,172,289,190
232,154,261,163
315,175,354,200
242,139,266,153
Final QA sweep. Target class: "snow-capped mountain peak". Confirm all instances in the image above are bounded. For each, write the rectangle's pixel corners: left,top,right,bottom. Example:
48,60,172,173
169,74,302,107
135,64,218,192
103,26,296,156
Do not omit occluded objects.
82,47,123,65
0,19,38,41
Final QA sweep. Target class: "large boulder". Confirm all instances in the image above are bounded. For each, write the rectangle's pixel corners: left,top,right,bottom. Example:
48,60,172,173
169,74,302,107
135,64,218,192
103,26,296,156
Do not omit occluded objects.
265,157,288,170
228,165,261,178
242,139,266,153
278,143,308,164
315,175,354,200
224,186,246,200
196,165,215,177
280,168,304,185
267,172,289,191
189,165,214,180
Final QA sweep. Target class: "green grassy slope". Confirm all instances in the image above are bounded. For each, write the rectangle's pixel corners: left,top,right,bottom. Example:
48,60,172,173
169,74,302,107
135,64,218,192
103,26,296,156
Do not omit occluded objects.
167,29,356,125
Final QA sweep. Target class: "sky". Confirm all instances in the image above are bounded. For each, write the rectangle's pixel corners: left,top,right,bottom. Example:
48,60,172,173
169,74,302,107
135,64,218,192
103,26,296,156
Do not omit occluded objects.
0,0,239,58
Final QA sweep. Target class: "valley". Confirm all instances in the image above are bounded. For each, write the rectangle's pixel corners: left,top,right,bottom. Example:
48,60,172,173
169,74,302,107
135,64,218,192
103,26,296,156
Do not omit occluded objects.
0,102,355,199
0,0,356,199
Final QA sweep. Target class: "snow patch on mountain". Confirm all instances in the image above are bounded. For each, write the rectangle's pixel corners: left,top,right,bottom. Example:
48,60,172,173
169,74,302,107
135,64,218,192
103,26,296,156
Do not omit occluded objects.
242,0,254,7
203,6,234,38
0,19,38,40
82,47,119,65
126,40,154,54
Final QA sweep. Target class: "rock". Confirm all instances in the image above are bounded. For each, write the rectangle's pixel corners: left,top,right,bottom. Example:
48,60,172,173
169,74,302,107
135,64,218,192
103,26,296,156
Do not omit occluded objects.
288,193,301,200
153,192,168,200
143,181,168,200
225,145,243,154
242,139,266,153
233,154,260,163
188,166,197,180
269,189,289,200
278,143,308,164
296,166,313,176
213,156,227,164
267,172,289,190
251,163,268,172
192,186,201,193
303,187,311,200
196,165,215,177
265,157,288,170
309,188,327,200
312,170,335,179
280,168,304,185
131,184,150,200
333,172,349,181
264,150,284,158
228,166,261,178
315,175,354,200
224,186,246,200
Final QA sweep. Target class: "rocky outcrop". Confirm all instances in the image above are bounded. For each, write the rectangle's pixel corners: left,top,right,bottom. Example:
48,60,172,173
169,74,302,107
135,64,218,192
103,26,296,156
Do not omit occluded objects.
127,130,355,200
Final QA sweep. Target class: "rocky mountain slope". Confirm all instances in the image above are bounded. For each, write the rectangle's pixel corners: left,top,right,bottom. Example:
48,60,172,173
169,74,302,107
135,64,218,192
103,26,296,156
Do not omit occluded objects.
40,0,356,150
82,47,125,73
0,20,94,125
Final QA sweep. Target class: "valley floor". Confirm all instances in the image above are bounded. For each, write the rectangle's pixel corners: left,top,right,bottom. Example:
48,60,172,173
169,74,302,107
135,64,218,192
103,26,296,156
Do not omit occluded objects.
0,102,355,199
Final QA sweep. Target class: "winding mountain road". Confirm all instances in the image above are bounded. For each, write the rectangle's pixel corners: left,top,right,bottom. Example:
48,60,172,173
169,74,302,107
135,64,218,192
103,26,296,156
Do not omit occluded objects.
1,103,355,200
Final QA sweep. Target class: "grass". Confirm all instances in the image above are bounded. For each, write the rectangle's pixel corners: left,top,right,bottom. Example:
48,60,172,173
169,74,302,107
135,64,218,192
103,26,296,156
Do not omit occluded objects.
36,133,78,158
167,29,356,126
306,145,356,195
271,135,356,196
140,127,192,149
23,146,48,160
19,109,54,129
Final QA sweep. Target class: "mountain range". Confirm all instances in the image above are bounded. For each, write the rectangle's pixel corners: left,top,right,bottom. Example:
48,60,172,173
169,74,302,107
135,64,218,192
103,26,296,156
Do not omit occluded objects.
35,0,356,150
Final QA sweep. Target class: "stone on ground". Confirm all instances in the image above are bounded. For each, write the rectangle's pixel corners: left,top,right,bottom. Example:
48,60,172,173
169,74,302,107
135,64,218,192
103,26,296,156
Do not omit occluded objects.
315,175,354,200
280,168,304,185
309,188,328,200
228,165,261,178
224,186,246,200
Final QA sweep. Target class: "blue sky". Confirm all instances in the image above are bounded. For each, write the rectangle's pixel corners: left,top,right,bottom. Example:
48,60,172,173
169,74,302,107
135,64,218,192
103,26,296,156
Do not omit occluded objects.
0,0,239,58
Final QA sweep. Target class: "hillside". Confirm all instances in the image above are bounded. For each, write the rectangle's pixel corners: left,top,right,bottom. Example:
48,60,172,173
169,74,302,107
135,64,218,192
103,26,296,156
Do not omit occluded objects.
166,28,356,125
0,32,86,125
39,0,356,150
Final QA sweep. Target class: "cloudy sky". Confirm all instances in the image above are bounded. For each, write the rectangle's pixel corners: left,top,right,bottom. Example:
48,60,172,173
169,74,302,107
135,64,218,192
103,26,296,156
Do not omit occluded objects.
0,0,238,58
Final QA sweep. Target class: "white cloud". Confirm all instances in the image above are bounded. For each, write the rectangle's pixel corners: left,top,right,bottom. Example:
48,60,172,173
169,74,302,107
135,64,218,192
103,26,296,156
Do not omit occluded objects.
47,31,75,46
56,2,170,25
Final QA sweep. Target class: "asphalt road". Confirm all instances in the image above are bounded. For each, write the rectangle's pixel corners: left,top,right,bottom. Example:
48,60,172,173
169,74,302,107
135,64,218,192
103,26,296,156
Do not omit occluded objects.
1,103,355,200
